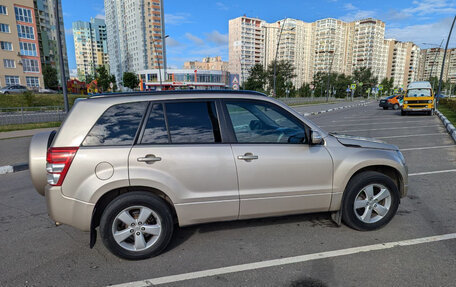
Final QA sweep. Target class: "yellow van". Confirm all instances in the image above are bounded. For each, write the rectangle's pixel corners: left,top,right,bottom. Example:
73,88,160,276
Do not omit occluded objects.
401,81,435,116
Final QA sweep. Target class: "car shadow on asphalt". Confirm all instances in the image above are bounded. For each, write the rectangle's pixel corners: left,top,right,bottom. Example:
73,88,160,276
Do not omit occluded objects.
166,212,338,252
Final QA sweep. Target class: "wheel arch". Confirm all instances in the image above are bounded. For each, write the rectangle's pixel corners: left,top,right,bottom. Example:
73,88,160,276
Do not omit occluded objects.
89,186,178,248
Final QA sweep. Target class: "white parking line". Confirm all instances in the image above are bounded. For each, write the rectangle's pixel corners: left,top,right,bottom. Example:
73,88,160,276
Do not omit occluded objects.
335,117,412,122
335,125,441,133
409,169,456,176
401,145,455,151
321,120,438,128
110,233,456,287
376,133,447,139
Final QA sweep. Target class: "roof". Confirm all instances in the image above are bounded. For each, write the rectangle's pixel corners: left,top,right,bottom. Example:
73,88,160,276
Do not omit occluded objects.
407,81,432,89
88,89,267,99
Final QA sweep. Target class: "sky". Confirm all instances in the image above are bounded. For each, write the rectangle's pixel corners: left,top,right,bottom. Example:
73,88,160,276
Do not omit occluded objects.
62,0,456,75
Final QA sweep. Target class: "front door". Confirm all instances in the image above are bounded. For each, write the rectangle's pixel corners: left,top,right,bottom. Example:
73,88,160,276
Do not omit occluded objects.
223,100,333,219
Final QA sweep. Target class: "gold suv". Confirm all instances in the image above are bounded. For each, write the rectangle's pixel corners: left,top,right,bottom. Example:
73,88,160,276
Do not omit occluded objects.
29,91,408,260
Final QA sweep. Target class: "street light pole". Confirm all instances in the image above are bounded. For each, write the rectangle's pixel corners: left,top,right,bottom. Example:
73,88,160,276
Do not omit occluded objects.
152,35,169,91
54,0,68,112
437,15,456,108
326,48,336,102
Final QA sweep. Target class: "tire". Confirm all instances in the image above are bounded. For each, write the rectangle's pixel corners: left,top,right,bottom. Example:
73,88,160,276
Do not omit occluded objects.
393,104,399,110
100,192,174,260
342,171,399,231
401,110,406,116
382,107,388,110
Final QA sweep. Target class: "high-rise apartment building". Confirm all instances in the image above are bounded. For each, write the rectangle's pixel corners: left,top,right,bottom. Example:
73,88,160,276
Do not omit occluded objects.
228,16,265,85
72,18,109,81
34,0,69,84
184,56,228,71
417,48,456,84
313,18,351,77
105,0,166,86
350,18,387,80
0,0,44,88
385,40,420,88
263,18,314,88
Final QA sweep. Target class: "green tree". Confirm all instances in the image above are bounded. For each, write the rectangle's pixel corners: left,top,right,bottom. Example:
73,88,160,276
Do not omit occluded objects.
43,65,58,90
297,83,312,97
379,77,394,97
244,64,267,93
85,74,94,84
266,60,296,97
352,67,378,97
123,72,140,90
96,66,111,92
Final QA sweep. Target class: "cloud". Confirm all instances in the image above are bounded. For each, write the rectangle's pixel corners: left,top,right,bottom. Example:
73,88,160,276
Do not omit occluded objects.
340,3,376,21
70,69,78,78
95,14,105,20
166,37,182,47
216,2,229,10
165,13,192,25
205,30,228,45
402,0,456,16
185,33,204,46
189,46,228,56
344,3,357,11
386,17,456,48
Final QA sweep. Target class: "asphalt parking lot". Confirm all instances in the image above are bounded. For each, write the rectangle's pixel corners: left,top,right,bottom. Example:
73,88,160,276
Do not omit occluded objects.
0,101,455,287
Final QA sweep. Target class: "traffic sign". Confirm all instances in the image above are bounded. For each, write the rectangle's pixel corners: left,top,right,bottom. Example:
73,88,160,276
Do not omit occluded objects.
378,85,383,91
350,84,356,90
346,88,351,92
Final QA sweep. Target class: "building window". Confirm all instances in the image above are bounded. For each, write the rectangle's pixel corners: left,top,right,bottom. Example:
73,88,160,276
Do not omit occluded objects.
22,58,39,72
0,41,13,51
14,7,33,23
0,5,7,15
17,24,34,39
0,23,10,33
26,76,39,87
5,76,20,85
3,59,16,68
19,42,36,56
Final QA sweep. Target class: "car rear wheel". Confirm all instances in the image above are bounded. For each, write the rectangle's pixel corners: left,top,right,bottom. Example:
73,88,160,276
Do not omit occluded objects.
100,192,174,260
382,107,388,110
342,171,399,231
393,104,399,110
401,110,406,116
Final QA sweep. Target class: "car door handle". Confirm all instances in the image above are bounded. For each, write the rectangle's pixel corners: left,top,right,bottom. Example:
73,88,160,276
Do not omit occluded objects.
137,155,162,163
237,153,258,161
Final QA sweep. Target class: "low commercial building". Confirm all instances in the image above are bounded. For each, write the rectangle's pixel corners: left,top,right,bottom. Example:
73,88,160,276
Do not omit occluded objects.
138,68,238,90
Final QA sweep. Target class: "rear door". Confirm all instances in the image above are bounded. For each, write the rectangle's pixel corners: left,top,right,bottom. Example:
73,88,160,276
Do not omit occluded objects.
223,99,333,219
128,100,239,226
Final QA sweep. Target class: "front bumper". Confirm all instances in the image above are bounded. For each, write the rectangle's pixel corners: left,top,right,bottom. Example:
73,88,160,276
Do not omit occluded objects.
45,185,94,231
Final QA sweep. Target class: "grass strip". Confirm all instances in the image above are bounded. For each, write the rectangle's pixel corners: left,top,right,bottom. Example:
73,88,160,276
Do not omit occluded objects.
0,121,61,133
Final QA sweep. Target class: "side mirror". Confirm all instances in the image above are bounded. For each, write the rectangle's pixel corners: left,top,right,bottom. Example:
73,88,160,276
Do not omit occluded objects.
311,130,323,145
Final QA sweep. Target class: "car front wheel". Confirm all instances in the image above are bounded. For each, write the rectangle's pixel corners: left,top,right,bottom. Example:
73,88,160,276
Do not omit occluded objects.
342,171,399,231
393,104,399,110
99,192,174,260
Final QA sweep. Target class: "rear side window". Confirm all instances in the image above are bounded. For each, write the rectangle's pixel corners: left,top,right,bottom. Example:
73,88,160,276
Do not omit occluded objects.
83,102,147,146
140,101,221,144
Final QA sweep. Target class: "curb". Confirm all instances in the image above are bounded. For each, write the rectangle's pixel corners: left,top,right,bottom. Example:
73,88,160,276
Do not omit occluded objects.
0,163,29,175
0,101,371,175
435,110,456,143
301,101,370,117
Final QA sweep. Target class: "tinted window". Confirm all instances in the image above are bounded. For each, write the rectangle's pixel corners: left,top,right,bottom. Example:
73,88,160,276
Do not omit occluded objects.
226,101,306,144
165,101,220,143
83,102,147,146
141,103,168,144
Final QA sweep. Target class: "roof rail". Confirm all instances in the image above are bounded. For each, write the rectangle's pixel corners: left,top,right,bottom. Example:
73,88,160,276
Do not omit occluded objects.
88,90,268,99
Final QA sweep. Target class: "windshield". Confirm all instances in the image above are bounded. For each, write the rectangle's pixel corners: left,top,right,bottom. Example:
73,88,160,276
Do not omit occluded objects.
407,88,431,97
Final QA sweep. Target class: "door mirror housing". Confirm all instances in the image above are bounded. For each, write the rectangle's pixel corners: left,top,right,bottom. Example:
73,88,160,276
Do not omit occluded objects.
311,130,323,145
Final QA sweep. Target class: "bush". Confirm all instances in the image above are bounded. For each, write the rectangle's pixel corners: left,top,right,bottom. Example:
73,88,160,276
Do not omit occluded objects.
440,98,456,111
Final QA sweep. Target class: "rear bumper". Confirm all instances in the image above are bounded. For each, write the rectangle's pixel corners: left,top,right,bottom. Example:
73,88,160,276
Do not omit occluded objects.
45,185,94,231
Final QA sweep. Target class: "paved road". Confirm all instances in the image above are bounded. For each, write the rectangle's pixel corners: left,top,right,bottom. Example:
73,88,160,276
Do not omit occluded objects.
1,102,455,287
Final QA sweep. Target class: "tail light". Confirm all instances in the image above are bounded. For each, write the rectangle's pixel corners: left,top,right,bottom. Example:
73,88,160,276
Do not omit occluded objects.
46,147,78,186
